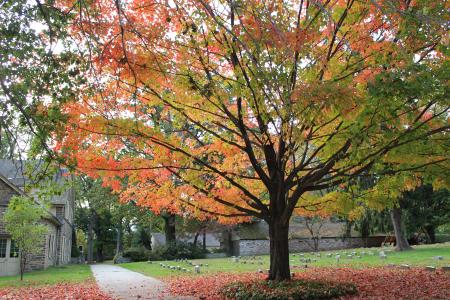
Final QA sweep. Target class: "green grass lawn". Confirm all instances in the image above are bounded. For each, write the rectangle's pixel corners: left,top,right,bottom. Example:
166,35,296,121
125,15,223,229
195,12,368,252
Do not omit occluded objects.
120,243,450,279
0,264,93,288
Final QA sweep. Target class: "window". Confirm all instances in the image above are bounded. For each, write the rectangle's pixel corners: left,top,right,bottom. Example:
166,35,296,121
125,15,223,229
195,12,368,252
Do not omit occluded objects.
10,240,19,258
0,239,6,258
56,206,65,219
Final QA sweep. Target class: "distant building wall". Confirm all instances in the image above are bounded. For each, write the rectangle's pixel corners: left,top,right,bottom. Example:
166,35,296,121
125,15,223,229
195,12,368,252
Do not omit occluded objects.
0,160,75,276
151,232,221,249
238,236,386,256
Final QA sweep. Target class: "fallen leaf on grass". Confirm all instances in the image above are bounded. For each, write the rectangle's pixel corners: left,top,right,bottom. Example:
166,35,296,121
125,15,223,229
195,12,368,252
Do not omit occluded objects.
165,267,450,300
0,282,112,300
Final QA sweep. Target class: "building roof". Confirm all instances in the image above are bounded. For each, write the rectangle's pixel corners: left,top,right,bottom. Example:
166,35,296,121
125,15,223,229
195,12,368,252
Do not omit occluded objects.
0,159,27,188
0,172,26,196
0,159,71,204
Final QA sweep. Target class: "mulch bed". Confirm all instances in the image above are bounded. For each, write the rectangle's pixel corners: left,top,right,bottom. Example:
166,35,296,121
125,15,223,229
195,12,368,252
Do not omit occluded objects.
0,282,112,300
166,267,450,299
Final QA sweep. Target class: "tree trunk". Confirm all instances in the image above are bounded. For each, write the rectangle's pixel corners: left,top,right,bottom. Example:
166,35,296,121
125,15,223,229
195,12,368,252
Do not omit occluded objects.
163,214,176,244
116,226,123,256
20,252,26,281
313,237,319,252
202,229,207,251
97,244,104,262
424,225,436,244
268,221,290,281
344,221,352,240
193,231,200,247
390,207,412,251
87,215,94,263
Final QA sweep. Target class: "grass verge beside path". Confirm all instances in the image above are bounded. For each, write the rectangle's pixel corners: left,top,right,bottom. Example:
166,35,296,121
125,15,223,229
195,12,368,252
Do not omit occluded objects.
120,243,450,279
0,264,93,288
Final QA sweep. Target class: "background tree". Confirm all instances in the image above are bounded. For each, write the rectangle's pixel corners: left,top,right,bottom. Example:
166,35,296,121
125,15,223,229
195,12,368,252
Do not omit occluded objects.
3,196,48,280
402,185,449,244
74,176,162,261
353,209,391,247
0,0,82,163
55,0,449,280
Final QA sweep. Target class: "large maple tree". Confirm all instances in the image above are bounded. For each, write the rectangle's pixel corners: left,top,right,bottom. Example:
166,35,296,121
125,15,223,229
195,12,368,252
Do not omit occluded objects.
56,0,449,280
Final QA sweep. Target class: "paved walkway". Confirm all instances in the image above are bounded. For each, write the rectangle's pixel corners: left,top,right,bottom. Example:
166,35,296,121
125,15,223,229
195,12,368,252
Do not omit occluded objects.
91,264,168,300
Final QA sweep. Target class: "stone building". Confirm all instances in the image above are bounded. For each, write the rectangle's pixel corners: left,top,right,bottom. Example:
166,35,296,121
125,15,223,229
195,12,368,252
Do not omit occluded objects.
0,160,74,276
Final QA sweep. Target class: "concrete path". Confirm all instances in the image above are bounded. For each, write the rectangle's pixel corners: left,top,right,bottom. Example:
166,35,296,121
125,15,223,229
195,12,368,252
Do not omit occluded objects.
91,264,168,300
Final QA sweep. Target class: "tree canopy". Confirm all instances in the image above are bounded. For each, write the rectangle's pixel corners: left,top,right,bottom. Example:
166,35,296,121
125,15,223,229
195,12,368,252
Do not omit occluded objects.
49,0,449,280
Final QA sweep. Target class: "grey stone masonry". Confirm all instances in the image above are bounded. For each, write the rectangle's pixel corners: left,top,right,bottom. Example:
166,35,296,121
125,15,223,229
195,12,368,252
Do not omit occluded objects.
238,236,387,256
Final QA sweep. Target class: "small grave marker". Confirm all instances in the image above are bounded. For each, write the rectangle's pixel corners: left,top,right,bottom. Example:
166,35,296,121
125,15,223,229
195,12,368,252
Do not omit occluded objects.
194,265,200,274
400,264,410,269
425,266,436,271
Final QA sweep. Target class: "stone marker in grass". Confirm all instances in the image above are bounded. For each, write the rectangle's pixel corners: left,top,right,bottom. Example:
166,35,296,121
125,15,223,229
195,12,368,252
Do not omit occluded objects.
425,266,436,271
400,264,410,269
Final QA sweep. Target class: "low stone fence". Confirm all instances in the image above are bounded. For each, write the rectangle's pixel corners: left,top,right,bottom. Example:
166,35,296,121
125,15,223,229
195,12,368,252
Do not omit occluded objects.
205,253,227,259
237,236,386,256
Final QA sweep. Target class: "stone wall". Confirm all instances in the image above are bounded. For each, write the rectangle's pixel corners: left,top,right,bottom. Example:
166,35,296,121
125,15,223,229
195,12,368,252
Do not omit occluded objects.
237,236,386,256
27,219,59,271
58,219,73,264
26,236,46,271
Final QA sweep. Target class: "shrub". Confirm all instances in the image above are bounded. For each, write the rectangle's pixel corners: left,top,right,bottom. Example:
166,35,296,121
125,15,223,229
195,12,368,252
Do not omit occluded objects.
221,279,357,300
71,245,80,258
123,247,152,262
150,241,206,260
